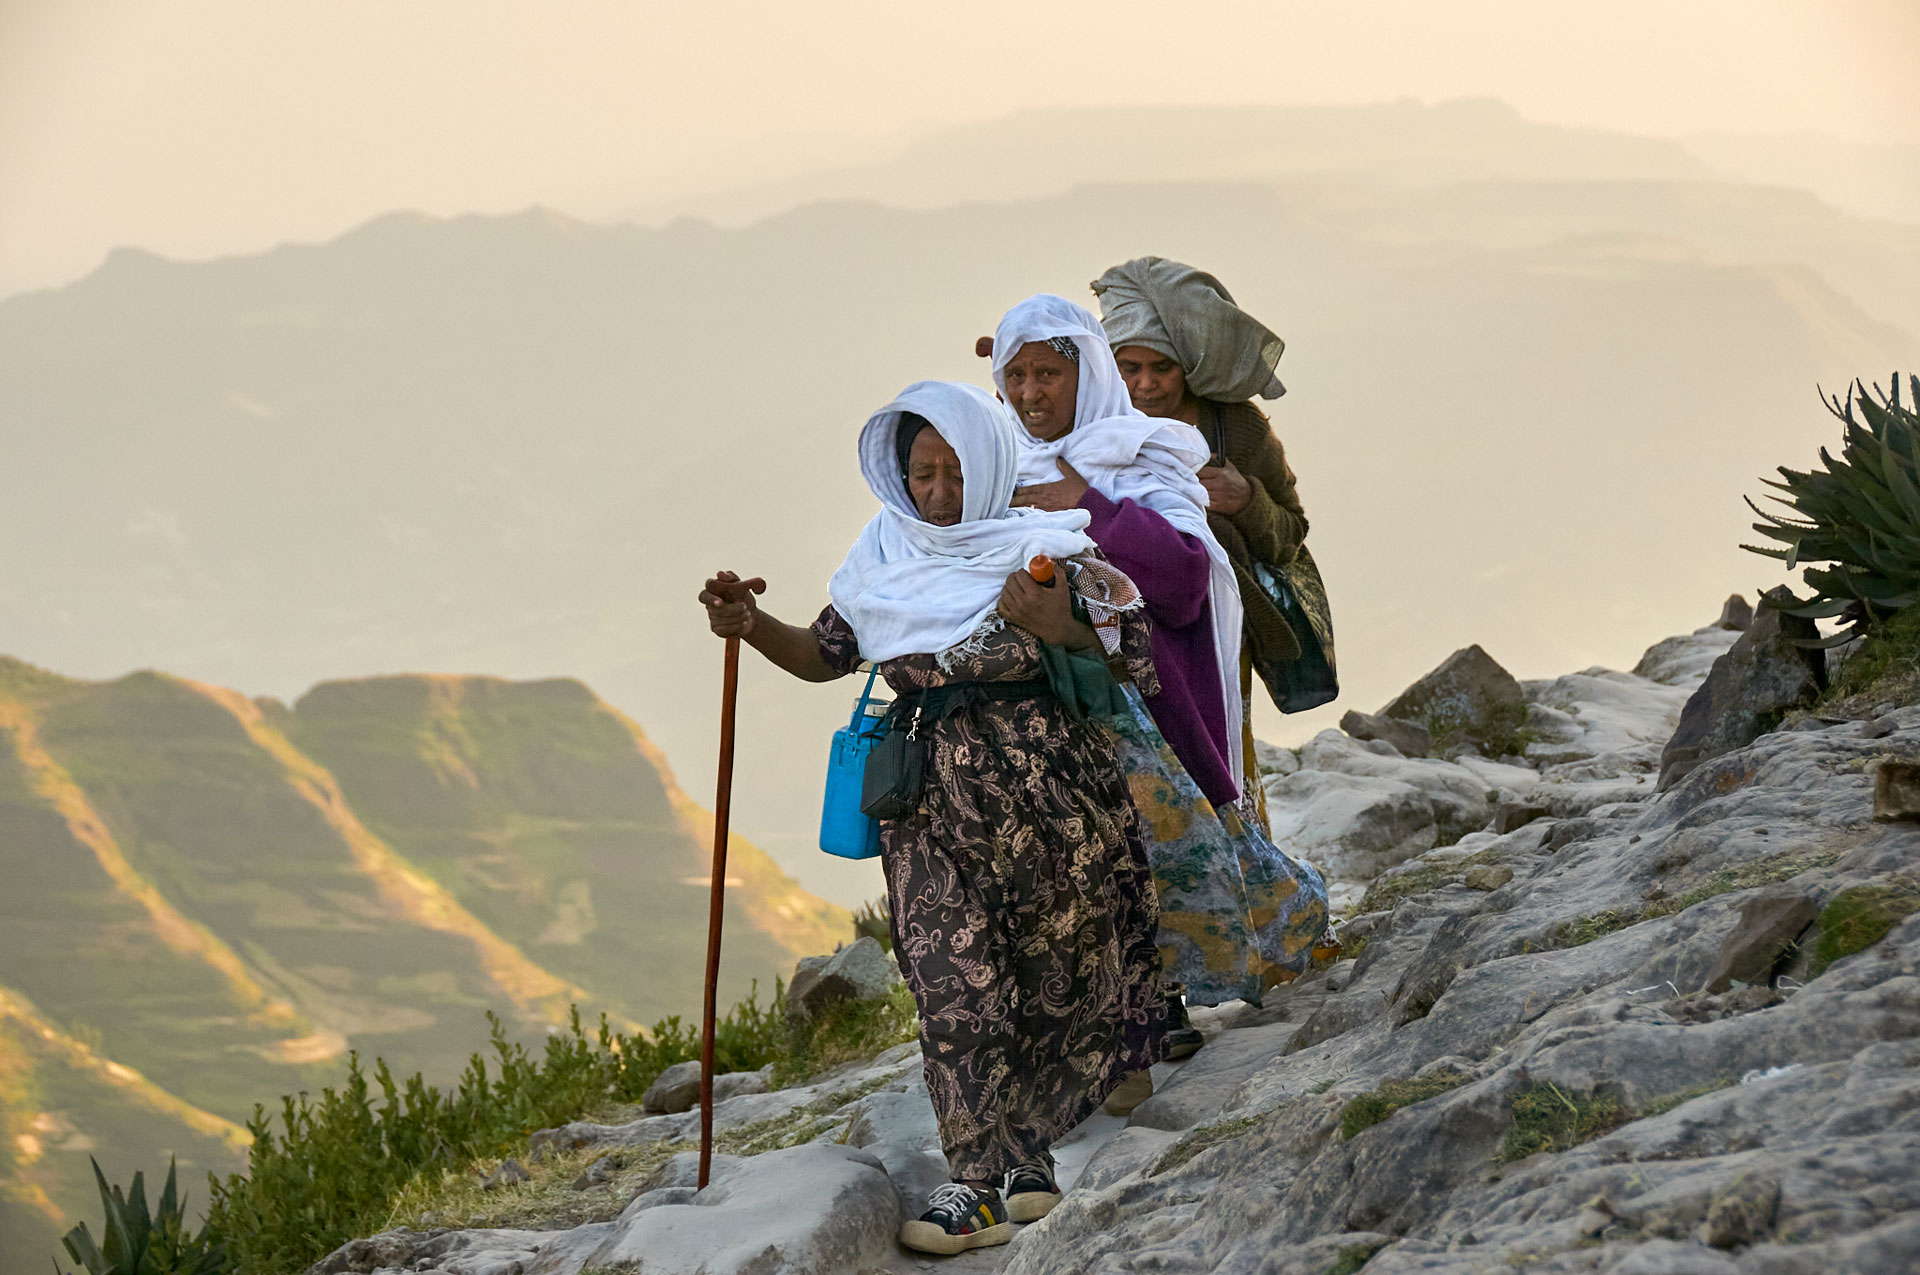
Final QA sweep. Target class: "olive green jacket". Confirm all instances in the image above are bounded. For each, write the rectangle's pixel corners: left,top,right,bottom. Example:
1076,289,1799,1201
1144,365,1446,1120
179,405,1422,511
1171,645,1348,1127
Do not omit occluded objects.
1198,399,1309,664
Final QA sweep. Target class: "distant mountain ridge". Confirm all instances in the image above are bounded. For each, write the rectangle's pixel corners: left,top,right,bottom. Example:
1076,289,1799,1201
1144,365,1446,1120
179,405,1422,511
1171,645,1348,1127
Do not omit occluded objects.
0,656,847,1268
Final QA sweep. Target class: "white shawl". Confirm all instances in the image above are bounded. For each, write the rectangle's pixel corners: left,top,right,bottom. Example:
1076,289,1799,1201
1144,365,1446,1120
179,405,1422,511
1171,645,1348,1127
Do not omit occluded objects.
991,294,1246,797
827,380,1096,666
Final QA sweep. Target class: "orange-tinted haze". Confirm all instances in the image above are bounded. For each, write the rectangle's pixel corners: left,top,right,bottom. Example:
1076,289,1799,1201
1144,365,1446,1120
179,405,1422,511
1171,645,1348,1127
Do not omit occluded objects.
1,0,1916,296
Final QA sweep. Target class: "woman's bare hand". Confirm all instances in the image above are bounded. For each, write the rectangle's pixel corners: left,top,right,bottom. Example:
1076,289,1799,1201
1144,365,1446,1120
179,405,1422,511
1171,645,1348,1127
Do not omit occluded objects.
699,570,767,639
1011,459,1091,512
1198,457,1252,515
999,568,1094,649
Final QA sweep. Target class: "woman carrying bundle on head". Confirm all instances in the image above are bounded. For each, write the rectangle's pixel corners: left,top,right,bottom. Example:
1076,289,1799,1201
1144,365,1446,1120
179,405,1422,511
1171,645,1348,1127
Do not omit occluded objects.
1093,256,1320,835
985,294,1328,1093
697,381,1167,1256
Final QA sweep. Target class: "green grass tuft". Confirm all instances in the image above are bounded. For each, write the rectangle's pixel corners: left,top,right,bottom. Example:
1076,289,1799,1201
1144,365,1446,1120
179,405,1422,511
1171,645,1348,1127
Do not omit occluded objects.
1423,698,1536,761
1326,1239,1389,1275
1819,601,1920,712
1500,1082,1624,1161
1339,1070,1472,1140
1811,881,1920,976
772,981,918,1088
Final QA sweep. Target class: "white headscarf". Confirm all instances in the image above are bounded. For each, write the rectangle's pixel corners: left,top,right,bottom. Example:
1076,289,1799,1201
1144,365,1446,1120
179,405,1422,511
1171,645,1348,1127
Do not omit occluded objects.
991,294,1246,796
828,380,1096,666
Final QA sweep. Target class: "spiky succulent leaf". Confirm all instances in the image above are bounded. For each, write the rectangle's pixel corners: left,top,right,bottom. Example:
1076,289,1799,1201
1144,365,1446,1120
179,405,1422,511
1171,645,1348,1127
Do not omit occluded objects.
1743,375,1920,644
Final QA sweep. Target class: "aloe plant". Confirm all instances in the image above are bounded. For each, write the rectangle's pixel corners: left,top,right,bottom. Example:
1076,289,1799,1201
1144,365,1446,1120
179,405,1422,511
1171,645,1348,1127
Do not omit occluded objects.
1745,373,1920,645
57,1157,226,1275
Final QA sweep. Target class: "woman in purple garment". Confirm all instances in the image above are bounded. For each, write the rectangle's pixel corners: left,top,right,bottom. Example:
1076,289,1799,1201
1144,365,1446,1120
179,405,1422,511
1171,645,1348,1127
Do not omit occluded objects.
987,295,1329,1104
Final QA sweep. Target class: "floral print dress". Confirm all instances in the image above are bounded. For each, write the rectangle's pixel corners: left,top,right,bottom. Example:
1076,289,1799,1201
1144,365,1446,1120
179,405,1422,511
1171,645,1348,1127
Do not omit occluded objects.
810,588,1169,1183
1108,689,1329,1007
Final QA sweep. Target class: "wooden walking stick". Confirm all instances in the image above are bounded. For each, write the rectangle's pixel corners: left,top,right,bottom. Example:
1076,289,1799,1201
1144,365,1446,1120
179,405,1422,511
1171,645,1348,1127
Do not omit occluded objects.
698,632,741,1189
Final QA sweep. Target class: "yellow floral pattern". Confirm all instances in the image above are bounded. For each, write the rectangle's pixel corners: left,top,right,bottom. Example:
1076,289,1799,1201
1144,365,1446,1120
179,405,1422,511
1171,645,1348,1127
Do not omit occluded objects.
1109,688,1328,1006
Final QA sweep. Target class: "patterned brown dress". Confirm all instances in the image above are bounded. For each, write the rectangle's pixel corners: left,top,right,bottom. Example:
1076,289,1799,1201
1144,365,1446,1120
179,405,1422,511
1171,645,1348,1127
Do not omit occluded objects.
810,593,1170,1182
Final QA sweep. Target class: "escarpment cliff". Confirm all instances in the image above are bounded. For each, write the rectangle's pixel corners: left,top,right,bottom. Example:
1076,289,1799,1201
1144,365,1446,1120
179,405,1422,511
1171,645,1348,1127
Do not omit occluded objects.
0,658,846,1272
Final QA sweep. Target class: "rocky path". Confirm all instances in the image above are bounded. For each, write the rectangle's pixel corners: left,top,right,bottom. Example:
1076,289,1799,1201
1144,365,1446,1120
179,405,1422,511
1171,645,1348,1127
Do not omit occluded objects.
311,611,1920,1275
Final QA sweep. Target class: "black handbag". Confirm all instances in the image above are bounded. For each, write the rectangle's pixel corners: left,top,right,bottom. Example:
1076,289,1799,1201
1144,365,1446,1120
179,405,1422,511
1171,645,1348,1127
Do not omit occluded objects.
859,704,927,819
1203,402,1339,713
1251,545,1338,713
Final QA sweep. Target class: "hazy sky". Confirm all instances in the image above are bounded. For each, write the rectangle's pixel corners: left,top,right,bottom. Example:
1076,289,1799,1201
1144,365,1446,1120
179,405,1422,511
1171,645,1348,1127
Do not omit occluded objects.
3,0,1918,297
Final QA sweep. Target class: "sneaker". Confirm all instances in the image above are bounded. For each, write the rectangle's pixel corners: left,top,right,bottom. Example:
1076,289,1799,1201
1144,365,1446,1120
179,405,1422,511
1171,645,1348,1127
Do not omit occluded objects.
1103,1068,1154,1116
899,1182,1012,1255
1163,983,1204,1060
1165,1026,1206,1060
1004,1160,1061,1222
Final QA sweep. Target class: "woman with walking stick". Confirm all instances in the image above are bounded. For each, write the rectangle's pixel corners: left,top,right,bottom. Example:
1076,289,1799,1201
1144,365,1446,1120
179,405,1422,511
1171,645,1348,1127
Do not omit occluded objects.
697,381,1168,1255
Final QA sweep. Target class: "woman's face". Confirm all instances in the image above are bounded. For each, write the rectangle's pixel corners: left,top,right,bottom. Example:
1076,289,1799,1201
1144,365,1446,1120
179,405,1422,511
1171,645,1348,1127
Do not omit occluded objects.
1003,342,1079,442
1114,344,1189,418
906,427,964,526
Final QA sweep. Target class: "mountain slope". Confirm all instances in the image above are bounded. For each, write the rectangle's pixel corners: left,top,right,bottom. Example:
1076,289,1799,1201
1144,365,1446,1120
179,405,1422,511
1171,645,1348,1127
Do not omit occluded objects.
0,656,848,1271
276,673,849,1024
0,982,248,1271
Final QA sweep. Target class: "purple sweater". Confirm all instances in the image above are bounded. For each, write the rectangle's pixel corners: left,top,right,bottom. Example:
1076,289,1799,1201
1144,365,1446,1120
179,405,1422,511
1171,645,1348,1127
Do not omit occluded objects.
1080,489,1238,808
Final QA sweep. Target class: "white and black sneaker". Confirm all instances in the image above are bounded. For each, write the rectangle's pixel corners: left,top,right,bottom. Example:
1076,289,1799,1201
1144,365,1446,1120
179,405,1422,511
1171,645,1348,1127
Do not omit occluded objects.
900,1182,1012,1255
1004,1160,1062,1222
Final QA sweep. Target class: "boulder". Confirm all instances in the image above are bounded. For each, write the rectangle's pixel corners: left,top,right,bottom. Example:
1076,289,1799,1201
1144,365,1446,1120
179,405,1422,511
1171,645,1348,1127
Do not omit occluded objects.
640,1059,703,1114
1632,625,1742,687
786,935,900,1024
1704,889,1818,992
1657,587,1827,791
1262,731,1495,879
584,1143,900,1273
1491,801,1550,834
1253,738,1300,777
1339,709,1432,758
1379,645,1525,756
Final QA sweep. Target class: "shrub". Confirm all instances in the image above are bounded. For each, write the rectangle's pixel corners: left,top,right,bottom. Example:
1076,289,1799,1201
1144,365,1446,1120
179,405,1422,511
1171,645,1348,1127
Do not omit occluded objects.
201,986,785,1274
58,1156,226,1275
1812,881,1920,976
1745,373,1920,645
772,981,918,1088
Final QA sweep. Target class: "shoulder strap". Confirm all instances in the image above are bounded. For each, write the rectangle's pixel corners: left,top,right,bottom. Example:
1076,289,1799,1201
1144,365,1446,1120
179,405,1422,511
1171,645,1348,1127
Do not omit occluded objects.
847,664,882,732
1201,399,1228,464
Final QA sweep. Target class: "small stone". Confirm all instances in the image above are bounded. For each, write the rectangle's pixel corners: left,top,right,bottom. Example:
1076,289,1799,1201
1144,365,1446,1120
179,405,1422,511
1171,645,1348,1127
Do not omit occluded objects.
1463,864,1514,891
1874,760,1920,822
571,1153,622,1190
1716,593,1754,630
1575,1194,1617,1237
1700,1174,1780,1249
478,1157,531,1190
1860,716,1898,739
1339,709,1432,758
